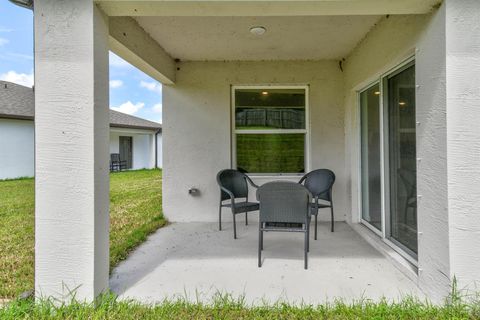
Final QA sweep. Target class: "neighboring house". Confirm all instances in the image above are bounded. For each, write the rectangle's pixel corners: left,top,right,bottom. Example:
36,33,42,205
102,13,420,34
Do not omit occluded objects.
10,0,480,305
0,81,162,180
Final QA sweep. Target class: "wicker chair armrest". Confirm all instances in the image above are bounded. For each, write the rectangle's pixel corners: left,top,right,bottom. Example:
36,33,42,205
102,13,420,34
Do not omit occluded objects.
245,175,259,189
219,186,236,205
298,174,307,184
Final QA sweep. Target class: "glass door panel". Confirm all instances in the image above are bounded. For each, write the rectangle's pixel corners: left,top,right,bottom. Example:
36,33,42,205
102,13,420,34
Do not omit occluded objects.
360,84,382,231
387,64,417,255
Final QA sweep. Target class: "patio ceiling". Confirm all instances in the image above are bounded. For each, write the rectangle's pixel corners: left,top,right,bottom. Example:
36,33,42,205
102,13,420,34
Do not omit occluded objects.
102,0,441,83
98,1,441,17
134,15,382,61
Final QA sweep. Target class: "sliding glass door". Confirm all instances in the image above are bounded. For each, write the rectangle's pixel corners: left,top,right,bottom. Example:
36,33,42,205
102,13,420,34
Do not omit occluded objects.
359,60,417,259
360,84,382,231
386,63,417,256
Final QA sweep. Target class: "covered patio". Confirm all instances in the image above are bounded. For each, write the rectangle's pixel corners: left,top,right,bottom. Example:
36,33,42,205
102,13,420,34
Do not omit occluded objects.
31,0,480,305
110,221,420,304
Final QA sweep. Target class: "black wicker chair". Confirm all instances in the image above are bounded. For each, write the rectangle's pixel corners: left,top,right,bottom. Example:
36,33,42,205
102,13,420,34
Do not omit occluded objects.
110,153,127,172
256,181,312,269
216,169,259,239
299,169,335,239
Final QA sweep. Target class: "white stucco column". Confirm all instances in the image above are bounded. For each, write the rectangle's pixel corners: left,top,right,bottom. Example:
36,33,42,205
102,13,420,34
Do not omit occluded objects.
444,0,480,295
34,1,110,301
417,0,480,300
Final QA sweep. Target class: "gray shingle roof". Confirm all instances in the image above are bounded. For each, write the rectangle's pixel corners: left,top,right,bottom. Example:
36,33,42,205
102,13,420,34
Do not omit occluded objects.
109,108,162,131
0,81,34,120
0,80,161,131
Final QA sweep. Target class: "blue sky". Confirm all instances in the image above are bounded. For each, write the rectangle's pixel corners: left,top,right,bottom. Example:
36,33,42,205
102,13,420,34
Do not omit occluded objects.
0,1,163,124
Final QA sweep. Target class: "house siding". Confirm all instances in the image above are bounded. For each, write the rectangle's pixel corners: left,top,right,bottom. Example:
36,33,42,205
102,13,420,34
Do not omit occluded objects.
0,118,35,180
0,122,161,180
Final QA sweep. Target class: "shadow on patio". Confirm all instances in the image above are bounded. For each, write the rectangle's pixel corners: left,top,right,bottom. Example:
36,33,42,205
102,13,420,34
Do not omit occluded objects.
110,220,422,304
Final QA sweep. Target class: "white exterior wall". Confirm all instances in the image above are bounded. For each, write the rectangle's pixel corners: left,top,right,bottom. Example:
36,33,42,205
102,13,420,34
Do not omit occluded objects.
0,126,160,181
415,4,450,302
344,13,432,224
343,10,446,299
0,119,34,180
132,134,153,169
444,0,480,298
156,132,162,168
343,1,480,300
164,61,345,222
109,133,120,154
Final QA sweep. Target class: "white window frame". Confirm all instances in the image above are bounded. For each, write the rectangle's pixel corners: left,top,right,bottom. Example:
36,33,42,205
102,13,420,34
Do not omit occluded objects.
357,56,418,266
358,81,384,238
231,85,310,176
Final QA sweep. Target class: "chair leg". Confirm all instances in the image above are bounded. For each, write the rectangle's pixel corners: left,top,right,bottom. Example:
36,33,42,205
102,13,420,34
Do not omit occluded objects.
314,213,318,240
307,223,310,252
245,212,248,225
218,204,222,231
233,212,237,239
330,204,335,232
258,225,262,267
260,224,264,250
304,230,308,270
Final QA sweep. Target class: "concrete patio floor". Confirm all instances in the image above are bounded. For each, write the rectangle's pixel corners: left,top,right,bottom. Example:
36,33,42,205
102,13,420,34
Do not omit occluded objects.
110,220,422,305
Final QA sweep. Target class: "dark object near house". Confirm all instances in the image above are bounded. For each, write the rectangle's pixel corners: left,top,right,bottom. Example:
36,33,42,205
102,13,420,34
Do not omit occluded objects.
216,169,259,239
257,181,312,269
299,169,336,238
110,153,127,172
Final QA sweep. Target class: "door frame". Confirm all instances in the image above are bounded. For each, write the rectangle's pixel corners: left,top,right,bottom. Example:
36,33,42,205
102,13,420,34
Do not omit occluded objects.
119,136,133,169
357,56,418,266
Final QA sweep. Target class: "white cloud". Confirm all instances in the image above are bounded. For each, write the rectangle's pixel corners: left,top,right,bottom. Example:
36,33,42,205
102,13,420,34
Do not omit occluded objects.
140,80,162,95
109,79,123,89
109,52,131,68
0,38,9,46
0,27,13,33
0,70,34,87
111,101,144,115
152,103,163,123
152,103,162,113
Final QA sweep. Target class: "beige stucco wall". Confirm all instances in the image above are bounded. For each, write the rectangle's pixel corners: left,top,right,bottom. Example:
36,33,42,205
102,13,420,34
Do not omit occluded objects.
163,61,345,223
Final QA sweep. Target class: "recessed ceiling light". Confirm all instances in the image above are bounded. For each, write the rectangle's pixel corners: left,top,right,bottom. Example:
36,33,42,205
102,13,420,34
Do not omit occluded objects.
250,26,266,36
374,91,380,95
261,91,269,95
399,101,406,106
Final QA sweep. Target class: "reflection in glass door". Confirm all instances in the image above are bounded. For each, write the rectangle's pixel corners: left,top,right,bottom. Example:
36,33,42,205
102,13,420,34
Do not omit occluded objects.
387,63,417,255
360,84,382,231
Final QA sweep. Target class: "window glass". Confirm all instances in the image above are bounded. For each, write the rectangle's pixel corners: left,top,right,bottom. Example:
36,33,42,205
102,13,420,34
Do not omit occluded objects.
387,64,417,255
235,89,305,130
234,87,307,174
360,84,382,231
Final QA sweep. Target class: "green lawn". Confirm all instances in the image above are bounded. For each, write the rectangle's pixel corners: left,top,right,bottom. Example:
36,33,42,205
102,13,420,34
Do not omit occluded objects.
1,292,479,319
0,169,165,299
